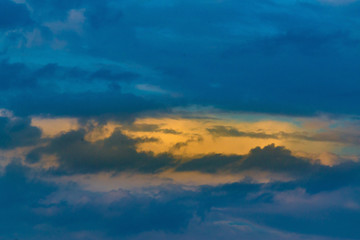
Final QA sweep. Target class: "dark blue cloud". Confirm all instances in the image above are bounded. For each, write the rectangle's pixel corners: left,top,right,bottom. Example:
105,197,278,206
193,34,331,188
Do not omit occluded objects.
0,115,41,149
34,63,139,83
0,163,56,239
0,163,195,239
1,0,359,117
0,61,161,119
90,68,138,82
0,0,33,29
0,60,38,90
3,155,360,239
6,90,165,119
195,180,360,239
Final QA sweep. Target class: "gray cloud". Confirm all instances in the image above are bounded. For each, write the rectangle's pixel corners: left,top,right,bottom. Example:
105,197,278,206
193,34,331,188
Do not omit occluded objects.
27,129,175,173
177,144,318,176
207,126,278,139
169,134,203,152
126,123,182,135
26,125,322,176
208,125,360,146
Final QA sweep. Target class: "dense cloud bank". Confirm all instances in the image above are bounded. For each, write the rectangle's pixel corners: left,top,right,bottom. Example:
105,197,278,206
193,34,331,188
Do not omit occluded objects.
1,157,360,239
0,115,355,239
25,126,319,176
0,0,360,117
27,129,175,173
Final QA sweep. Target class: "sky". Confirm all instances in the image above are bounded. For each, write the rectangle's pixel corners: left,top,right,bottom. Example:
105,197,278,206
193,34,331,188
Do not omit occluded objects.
0,0,360,239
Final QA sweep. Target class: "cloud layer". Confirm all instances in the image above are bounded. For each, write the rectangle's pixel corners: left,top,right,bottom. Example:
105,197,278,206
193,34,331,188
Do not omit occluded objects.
1,0,360,239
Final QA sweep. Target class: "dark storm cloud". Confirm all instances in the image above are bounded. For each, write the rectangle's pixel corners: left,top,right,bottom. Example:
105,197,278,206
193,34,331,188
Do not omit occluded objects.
27,129,175,173
0,115,41,149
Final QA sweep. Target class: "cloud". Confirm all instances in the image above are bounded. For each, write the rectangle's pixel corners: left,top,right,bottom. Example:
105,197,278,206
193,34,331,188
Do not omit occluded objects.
45,9,86,34
0,61,163,119
0,162,56,239
4,144,360,239
25,126,321,177
33,63,140,84
176,154,241,174
0,162,195,239
90,68,139,82
0,115,42,150
126,123,182,135
176,144,318,176
25,0,86,20
1,0,360,239
0,60,38,90
27,129,175,173
6,90,164,119
207,126,278,139
0,0,33,29
1,60,140,84
193,179,360,239
169,134,204,152
208,125,360,146
2,0,360,118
